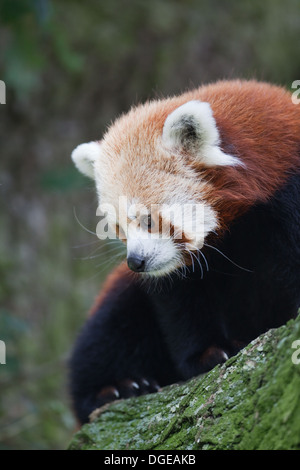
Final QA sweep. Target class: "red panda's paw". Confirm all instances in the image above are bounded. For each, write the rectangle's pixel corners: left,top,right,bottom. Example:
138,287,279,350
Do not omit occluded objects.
96,378,161,404
198,346,229,372
197,340,248,372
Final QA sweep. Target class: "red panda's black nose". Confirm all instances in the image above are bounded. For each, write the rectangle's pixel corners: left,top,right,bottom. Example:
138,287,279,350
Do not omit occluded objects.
127,255,146,272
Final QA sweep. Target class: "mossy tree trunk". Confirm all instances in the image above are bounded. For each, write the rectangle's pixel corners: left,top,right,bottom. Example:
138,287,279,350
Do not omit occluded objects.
69,316,300,450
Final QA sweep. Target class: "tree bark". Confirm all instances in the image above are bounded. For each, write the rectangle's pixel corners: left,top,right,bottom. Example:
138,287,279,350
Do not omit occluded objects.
68,316,300,450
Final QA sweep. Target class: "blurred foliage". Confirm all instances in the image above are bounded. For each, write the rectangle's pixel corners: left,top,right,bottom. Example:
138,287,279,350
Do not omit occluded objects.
0,0,300,450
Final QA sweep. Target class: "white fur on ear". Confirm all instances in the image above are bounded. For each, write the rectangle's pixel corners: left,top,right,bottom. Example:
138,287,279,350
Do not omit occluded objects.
162,100,243,167
71,141,102,178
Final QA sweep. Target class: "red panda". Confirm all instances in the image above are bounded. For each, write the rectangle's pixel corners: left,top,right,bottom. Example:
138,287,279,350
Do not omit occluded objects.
69,80,300,424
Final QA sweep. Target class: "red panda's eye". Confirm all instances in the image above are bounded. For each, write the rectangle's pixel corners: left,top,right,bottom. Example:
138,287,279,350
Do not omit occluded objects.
140,215,154,231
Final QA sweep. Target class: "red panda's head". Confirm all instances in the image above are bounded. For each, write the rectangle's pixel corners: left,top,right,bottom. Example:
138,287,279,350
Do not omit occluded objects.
71,81,300,276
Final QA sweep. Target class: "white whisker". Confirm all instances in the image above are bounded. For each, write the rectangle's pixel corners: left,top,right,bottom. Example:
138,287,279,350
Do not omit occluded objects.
199,250,209,272
72,240,100,249
188,250,195,272
190,249,204,278
204,243,253,273
73,207,97,236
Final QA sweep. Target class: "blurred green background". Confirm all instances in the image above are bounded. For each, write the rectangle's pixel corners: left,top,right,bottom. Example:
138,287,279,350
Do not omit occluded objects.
0,0,300,450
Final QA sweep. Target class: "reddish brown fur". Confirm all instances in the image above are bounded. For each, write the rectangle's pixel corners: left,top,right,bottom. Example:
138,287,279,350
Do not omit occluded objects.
195,80,300,227
89,263,136,317
101,80,300,231
91,80,300,313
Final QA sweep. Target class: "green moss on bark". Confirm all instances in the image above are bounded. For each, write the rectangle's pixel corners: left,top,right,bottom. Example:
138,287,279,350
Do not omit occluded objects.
69,316,300,450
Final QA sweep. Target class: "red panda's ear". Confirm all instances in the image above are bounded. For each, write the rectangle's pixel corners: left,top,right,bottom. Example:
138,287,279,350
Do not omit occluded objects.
162,100,243,167
71,141,102,179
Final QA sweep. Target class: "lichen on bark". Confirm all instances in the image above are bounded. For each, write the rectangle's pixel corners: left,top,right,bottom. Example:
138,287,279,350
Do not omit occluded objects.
69,315,300,450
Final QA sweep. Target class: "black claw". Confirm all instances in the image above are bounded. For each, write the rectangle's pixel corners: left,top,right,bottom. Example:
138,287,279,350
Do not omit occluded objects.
117,379,140,398
96,377,161,405
148,379,161,393
96,385,120,402
198,346,229,373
